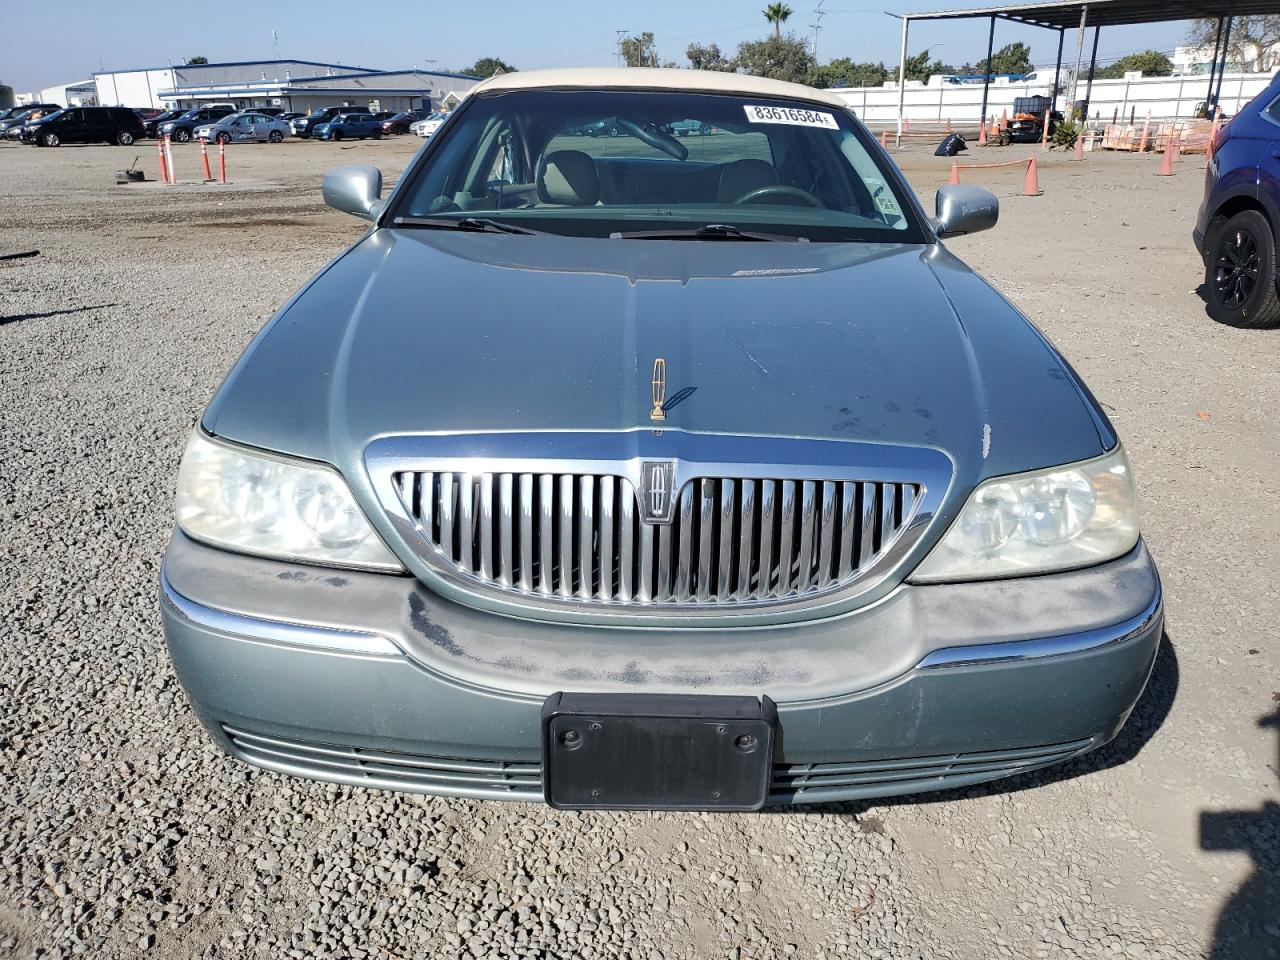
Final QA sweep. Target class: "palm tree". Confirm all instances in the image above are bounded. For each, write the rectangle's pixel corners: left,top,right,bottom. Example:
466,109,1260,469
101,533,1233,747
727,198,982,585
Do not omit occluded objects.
763,2,792,39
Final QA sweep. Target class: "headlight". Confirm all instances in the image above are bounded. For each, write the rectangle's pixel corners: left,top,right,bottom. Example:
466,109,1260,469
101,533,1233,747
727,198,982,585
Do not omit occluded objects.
911,445,1139,582
175,430,402,571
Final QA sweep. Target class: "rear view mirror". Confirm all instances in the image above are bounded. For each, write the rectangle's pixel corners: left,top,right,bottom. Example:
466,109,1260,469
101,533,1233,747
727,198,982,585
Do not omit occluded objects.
933,184,999,238
323,164,384,221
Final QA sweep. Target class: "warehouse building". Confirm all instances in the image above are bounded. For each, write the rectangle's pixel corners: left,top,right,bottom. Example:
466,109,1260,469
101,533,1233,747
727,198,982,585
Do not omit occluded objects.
92,59,478,114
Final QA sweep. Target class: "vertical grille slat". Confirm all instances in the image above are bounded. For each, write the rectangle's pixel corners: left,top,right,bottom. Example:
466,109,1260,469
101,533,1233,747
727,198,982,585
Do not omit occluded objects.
537,474,554,595
395,470,920,610
599,476,615,601
518,474,533,592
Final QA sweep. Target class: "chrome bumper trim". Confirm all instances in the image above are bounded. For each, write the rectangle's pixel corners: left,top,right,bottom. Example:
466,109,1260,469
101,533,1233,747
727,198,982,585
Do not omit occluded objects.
159,567,403,657
916,584,1163,670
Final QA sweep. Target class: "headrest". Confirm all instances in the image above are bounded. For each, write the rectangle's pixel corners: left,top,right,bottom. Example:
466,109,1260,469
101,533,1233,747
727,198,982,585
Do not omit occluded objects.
717,158,779,204
538,150,600,206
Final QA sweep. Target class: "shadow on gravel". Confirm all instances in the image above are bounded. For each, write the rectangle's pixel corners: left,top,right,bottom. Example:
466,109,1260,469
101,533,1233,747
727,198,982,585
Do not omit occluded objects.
785,630,1180,816
0,303,118,326
1201,704,1280,960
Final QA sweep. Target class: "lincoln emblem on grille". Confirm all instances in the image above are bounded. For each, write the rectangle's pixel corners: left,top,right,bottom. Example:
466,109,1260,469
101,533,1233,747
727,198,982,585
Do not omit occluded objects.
639,460,677,524
650,358,667,422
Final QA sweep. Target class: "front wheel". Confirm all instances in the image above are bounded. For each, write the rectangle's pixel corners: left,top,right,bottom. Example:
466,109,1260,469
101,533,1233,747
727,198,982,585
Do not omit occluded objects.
41,131,60,147
371,129,382,140
216,132,231,145
116,130,135,146
1206,209,1280,328
172,128,191,143
331,129,343,141
268,130,282,143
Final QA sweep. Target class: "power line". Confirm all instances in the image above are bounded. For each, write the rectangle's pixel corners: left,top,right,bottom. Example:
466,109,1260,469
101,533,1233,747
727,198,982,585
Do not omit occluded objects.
811,0,827,60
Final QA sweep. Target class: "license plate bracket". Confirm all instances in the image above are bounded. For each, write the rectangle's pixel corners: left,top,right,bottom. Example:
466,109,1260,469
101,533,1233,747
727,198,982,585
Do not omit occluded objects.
542,693,775,811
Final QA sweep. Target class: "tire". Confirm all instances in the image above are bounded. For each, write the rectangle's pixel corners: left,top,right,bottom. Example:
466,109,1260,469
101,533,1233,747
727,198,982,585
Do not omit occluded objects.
268,130,282,143
41,131,59,147
332,129,343,141
116,130,135,146
173,128,191,143
1206,209,1280,328
216,132,231,145
372,129,382,140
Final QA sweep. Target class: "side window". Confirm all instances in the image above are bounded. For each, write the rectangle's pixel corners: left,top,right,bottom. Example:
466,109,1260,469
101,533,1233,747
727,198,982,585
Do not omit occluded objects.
1265,94,1280,125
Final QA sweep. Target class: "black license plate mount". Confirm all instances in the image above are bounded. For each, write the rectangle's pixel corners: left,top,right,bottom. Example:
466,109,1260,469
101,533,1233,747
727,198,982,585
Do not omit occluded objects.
541,692,776,811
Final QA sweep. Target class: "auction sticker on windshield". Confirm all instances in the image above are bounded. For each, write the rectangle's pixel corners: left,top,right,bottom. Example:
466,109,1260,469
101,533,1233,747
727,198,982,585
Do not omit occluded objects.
743,105,839,129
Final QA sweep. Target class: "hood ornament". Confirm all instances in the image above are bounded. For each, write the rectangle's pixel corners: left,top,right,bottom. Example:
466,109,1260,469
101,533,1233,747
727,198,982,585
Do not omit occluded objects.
650,358,667,422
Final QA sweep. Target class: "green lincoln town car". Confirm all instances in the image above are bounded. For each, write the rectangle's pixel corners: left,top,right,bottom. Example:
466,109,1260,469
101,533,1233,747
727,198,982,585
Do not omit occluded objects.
160,68,1162,811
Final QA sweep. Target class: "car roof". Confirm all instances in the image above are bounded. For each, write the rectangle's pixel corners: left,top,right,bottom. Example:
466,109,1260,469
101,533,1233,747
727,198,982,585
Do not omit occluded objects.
472,67,850,109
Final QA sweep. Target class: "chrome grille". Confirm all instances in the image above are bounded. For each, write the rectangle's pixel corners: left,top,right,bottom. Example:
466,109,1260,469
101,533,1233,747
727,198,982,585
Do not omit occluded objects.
395,471,919,608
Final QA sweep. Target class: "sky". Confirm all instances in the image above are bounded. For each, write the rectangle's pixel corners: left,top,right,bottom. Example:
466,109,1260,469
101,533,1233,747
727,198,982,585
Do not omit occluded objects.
6,0,1192,94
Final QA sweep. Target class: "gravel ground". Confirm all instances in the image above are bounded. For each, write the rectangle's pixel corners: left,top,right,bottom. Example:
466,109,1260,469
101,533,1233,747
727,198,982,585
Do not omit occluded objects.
1,134,1276,960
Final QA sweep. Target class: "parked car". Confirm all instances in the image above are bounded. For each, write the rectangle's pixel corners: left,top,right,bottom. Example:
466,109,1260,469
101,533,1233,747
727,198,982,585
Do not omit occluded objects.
1194,71,1280,328
372,111,397,122
409,112,448,138
159,106,236,142
278,112,305,124
195,112,291,144
312,112,383,141
0,105,60,138
666,118,713,137
142,109,187,138
161,68,1161,812
251,106,285,117
291,107,351,138
134,107,166,122
23,106,146,146
381,110,424,134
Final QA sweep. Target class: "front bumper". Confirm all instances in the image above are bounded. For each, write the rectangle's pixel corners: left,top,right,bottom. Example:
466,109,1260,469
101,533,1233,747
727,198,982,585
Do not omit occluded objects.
161,532,1162,806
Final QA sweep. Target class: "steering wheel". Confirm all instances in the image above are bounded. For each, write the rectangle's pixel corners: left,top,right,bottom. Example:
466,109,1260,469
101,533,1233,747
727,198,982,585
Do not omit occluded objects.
735,184,824,208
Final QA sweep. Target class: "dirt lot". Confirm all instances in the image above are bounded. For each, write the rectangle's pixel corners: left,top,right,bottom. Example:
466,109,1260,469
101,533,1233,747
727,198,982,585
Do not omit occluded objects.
1,133,1276,960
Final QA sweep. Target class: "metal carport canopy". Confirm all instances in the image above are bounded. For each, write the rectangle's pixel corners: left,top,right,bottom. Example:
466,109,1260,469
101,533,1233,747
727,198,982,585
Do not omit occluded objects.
902,0,1280,28
890,0,1280,141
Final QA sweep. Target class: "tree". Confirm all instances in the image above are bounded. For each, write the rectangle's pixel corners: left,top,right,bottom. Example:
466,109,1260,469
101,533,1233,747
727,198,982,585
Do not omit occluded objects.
185,56,209,65
461,57,515,78
1095,50,1173,80
807,58,889,89
620,32,660,68
734,34,814,84
1187,16,1280,71
763,3,793,39
977,42,1033,76
686,42,733,71
896,49,949,83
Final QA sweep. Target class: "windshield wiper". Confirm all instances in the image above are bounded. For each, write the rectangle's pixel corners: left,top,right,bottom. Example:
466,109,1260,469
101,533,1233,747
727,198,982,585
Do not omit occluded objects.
612,224,808,243
393,216,547,236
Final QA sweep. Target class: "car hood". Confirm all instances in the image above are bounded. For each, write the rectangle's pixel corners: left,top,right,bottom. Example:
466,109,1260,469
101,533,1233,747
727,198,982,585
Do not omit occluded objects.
205,229,1111,491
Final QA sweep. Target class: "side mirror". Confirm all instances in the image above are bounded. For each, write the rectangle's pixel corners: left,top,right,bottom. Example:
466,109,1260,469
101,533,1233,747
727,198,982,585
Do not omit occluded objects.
323,164,384,221
933,184,999,238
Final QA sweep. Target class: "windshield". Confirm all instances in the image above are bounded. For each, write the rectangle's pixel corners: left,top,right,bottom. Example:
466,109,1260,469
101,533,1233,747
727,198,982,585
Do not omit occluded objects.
391,89,921,242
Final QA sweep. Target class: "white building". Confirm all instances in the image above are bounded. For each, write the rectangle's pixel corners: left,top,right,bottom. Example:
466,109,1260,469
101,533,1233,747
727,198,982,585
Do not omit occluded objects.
17,79,97,107
1173,42,1280,75
92,59,478,113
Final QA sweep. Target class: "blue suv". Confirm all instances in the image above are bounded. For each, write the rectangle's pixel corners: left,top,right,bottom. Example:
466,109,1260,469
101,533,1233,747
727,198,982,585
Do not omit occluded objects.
1195,72,1280,327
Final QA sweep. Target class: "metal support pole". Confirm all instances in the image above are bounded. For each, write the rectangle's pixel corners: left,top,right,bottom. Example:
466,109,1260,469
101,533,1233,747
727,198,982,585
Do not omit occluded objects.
978,16,996,132
1205,17,1225,111
1082,26,1101,122
1068,5,1089,121
896,16,909,145
1214,18,1234,108
1051,28,1065,111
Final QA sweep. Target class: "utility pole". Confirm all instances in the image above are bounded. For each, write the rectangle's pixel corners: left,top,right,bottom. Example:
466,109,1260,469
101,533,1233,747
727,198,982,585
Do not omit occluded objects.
811,0,826,61
616,30,629,67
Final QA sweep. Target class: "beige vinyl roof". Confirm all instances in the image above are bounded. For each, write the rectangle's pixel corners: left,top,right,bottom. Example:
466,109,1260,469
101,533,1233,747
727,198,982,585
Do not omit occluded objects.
471,67,850,110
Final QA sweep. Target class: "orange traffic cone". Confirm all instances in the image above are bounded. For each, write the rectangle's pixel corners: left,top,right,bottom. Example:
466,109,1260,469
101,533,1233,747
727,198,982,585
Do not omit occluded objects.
903,117,910,134
201,140,213,181
1000,108,1008,133
1072,132,1084,161
879,129,888,149
978,118,987,146
1023,155,1042,196
945,117,952,132
1156,140,1176,176
949,161,960,185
